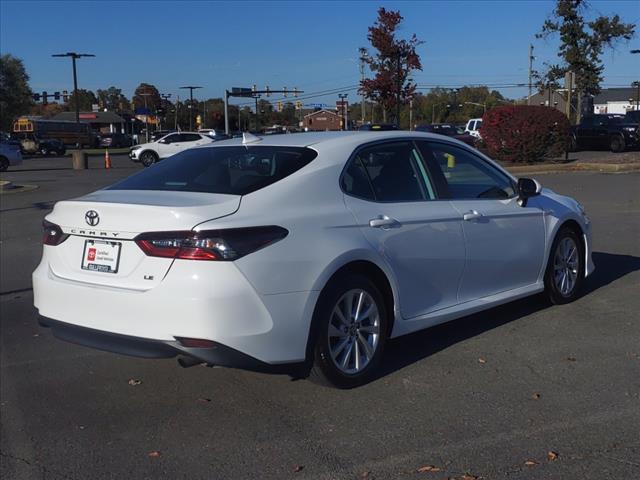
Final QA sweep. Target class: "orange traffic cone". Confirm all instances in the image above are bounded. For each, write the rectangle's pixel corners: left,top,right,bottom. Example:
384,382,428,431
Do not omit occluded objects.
104,149,111,169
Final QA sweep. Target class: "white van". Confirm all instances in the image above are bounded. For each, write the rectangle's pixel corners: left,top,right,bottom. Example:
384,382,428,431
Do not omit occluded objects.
465,118,483,138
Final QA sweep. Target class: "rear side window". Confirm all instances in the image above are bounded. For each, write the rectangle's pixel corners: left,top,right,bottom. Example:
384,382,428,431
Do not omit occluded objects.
109,146,317,195
342,142,435,202
181,133,202,142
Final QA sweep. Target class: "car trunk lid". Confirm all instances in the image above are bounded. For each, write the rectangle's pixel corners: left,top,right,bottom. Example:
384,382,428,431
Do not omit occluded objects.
44,190,240,290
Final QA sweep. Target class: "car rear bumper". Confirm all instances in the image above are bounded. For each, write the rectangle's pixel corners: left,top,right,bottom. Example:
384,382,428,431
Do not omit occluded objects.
37,315,303,373
33,255,319,365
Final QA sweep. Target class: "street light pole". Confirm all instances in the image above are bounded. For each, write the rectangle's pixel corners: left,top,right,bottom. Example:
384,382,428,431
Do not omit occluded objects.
464,101,486,114
52,52,95,146
139,92,152,143
179,86,202,131
160,93,171,132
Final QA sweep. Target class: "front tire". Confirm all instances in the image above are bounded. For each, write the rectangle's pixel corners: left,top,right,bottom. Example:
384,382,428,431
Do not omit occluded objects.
310,274,388,388
610,135,625,153
140,151,158,167
544,227,585,304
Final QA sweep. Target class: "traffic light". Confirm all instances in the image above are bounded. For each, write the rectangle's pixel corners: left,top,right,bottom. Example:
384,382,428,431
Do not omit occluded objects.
295,100,303,110
293,88,298,98
156,107,166,116
265,86,270,97
62,90,69,102
54,91,60,101
33,93,41,102
277,101,283,112
283,87,288,97
42,91,48,105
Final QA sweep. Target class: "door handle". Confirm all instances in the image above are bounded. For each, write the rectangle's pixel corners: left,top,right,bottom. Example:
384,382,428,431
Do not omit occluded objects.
463,210,483,221
369,215,400,229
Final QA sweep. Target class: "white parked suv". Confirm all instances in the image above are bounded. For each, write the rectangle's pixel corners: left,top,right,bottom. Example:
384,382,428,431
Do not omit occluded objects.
34,131,593,388
129,132,214,167
465,118,483,138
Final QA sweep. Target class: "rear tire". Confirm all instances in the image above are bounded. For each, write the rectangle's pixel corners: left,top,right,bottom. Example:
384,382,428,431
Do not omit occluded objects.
544,226,585,305
309,273,388,388
140,151,158,167
610,135,625,153
0,156,8,172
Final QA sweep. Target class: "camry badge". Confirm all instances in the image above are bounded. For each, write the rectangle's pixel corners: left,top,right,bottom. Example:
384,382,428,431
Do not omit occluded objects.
85,210,100,226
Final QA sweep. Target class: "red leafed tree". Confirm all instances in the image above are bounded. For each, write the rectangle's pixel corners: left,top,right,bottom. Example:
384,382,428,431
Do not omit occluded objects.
360,8,423,124
481,106,570,163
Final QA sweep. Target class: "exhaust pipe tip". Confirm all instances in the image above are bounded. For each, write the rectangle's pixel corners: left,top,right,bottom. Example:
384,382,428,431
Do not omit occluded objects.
177,356,205,368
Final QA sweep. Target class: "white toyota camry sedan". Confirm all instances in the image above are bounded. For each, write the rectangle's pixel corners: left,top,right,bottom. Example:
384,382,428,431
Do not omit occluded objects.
33,131,593,388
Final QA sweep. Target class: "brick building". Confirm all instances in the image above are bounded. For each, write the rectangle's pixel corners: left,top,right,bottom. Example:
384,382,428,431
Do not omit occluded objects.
302,109,342,131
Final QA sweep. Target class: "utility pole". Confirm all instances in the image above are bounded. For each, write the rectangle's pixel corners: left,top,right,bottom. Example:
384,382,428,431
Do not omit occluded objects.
527,44,534,106
409,98,413,131
175,95,179,131
565,71,574,122
359,47,369,124
224,90,229,134
179,85,202,131
633,81,640,110
52,52,95,146
396,51,402,128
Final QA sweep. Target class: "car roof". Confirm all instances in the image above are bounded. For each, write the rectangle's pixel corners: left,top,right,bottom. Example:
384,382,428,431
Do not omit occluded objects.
200,130,458,149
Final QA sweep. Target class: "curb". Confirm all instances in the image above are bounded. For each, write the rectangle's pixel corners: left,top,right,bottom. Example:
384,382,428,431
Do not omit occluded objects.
503,161,640,175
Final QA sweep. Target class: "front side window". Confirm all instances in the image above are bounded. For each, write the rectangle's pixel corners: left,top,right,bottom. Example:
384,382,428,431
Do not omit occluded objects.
342,142,435,202
425,143,515,199
109,146,317,195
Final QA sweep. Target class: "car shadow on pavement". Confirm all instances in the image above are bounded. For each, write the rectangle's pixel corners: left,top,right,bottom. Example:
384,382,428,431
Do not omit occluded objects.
376,251,640,381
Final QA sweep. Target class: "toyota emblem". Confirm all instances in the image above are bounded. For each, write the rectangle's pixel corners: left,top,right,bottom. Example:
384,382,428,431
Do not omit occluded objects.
85,210,100,226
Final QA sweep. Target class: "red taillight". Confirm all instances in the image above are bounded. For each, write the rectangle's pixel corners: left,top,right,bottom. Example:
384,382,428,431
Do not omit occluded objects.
175,337,217,348
42,220,69,246
134,226,288,261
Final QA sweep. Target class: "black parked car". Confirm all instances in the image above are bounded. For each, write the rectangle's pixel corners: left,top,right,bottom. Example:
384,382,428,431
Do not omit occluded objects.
37,138,66,156
570,114,639,152
99,133,132,148
625,110,640,125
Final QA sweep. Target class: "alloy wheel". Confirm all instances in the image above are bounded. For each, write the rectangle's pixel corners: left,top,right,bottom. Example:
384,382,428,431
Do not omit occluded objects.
553,237,579,297
328,289,381,374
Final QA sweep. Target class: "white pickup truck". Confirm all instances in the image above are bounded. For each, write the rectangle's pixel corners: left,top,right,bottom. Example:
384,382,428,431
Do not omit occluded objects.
464,118,483,139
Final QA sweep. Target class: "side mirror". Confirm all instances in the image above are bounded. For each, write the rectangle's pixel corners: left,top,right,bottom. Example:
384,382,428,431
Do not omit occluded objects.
517,177,541,206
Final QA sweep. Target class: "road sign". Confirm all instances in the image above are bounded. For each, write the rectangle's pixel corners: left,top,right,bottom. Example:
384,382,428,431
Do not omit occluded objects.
231,87,254,97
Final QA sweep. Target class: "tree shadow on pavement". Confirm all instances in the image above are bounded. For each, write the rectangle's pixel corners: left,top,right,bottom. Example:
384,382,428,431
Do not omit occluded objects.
376,251,640,381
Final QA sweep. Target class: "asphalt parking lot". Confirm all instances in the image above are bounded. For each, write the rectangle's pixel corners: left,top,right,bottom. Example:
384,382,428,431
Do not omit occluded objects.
1,155,639,480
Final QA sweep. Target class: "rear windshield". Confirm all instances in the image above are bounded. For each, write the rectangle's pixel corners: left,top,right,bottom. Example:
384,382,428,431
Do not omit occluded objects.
108,146,317,195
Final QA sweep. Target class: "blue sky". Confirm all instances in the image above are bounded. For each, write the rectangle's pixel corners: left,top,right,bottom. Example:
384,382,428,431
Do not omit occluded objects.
1,0,638,108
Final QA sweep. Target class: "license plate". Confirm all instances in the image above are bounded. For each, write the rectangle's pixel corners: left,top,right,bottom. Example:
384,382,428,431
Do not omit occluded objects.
81,239,122,273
